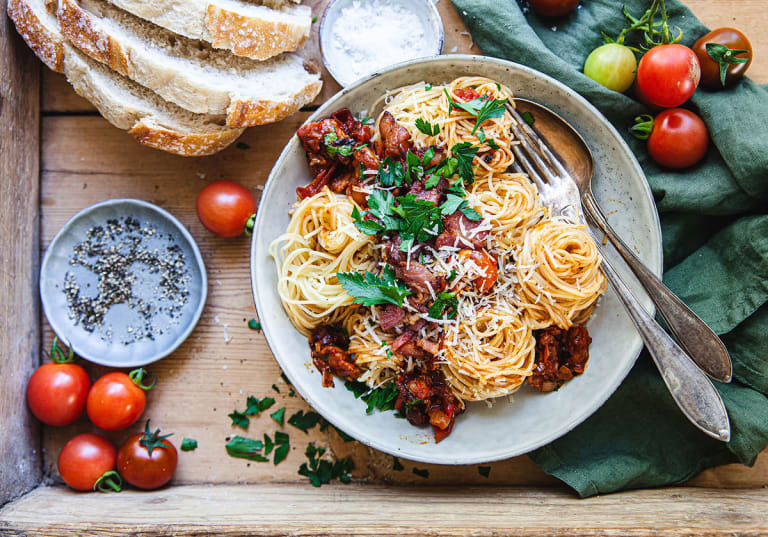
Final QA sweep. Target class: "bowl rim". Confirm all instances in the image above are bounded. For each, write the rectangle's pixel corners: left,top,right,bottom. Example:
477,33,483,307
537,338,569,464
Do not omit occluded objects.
251,54,662,464
40,198,208,367
319,0,445,87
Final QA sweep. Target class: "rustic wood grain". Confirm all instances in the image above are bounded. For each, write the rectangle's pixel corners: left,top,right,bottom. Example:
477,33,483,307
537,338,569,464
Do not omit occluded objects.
2,485,768,536
0,0,42,505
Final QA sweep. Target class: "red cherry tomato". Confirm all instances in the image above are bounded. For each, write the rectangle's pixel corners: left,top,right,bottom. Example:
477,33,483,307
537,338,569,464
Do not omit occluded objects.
635,109,709,169
692,28,752,89
87,369,155,431
196,180,257,238
637,44,701,108
117,421,178,490
27,338,90,426
529,0,580,17
458,249,499,293
58,433,122,492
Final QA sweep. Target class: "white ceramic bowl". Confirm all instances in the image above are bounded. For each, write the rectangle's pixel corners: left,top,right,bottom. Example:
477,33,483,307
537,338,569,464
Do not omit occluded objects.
319,0,444,86
40,199,207,367
251,55,662,464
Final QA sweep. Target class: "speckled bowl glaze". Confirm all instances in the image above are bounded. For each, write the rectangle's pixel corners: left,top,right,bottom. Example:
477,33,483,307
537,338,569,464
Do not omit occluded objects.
40,199,207,368
251,56,662,464
319,0,444,87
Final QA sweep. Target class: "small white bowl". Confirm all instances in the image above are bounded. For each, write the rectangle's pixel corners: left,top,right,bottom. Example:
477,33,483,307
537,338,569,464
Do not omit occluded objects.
319,0,444,87
40,199,207,367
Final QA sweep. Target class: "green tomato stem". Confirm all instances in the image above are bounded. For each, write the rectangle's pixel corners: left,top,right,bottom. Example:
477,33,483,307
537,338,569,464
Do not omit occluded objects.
630,115,655,141
244,213,256,237
129,367,157,391
94,471,123,493
50,337,76,364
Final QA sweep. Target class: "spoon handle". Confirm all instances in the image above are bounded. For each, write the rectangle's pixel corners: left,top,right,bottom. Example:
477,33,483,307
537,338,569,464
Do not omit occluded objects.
582,191,733,382
594,239,731,441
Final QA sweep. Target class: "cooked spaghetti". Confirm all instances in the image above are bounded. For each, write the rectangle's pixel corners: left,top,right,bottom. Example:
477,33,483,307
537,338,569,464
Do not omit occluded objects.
270,76,606,442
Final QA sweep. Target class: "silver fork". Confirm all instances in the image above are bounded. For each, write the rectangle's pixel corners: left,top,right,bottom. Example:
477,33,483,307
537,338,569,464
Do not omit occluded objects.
505,103,730,442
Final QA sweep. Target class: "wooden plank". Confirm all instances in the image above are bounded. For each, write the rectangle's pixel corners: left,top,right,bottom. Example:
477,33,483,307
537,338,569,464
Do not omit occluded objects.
39,0,476,113
0,0,42,505
2,484,768,536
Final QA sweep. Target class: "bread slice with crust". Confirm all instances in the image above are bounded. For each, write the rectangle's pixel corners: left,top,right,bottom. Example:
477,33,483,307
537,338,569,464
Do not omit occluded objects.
63,47,245,156
102,0,312,60
7,0,65,72
58,0,322,127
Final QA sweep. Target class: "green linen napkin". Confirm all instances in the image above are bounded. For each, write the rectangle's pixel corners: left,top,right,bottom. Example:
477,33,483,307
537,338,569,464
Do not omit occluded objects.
452,0,768,497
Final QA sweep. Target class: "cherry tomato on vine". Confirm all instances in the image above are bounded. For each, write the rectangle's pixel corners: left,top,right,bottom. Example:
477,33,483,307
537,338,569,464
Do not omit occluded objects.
87,368,156,431
27,338,90,426
584,43,638,93
196,180,257,238
692,28,752,89
529,0,580,17
58,433,122,492
631,108,709,169
117,421,178,490
636,44,700,108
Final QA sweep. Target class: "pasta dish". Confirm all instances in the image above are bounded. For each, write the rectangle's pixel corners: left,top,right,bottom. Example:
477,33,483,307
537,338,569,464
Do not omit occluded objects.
270,77,606,442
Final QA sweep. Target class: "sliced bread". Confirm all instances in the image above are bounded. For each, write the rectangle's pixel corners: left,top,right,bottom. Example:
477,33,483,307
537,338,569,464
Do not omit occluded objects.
7,0,65,72
58,0,322,127
64,47,245,156
102,0,312,60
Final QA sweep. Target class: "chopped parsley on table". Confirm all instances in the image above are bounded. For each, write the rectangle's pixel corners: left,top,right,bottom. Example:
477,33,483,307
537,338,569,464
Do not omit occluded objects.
181,438,198,451
225,436,267,462
288,410,323,433
270,407,286,426
228,410,250,429
298,443,353,487
246,396,275,416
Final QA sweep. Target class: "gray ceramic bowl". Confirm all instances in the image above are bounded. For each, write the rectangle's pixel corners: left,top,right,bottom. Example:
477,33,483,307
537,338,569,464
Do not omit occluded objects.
40,199,207,367
319,0,444,86
251,55,662,464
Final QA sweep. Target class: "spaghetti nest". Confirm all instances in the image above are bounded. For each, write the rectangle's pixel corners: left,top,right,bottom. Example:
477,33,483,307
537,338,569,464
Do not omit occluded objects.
382,76,516,176
516,217,607,330
343,308,399,387
441,307,536,401
469,172,544,251
269,188,376,336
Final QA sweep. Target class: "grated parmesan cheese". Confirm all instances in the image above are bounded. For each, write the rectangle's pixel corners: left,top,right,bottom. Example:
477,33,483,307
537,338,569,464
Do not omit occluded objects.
324,1,434,84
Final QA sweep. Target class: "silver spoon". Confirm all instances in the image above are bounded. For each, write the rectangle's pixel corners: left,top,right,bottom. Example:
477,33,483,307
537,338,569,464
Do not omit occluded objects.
515,99,733,383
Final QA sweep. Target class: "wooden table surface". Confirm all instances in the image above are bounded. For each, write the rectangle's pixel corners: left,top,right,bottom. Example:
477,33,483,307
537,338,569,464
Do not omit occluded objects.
37,0,768,490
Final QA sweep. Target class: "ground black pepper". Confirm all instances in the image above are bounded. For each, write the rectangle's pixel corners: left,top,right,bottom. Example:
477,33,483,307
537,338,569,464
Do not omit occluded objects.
63,216,190,344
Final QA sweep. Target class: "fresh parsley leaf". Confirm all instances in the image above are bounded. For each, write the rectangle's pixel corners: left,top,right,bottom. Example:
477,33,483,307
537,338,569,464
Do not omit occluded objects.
344,380,369,398
393,457,404,471
392,194,444,242
367,189,397,223
451,142,479,184
412,468,429,478
487,138,500,150
444,89,507,134
477,128,487,143
425,83,433,91
415,118,440,137
422,147,435,167
378,157,405,187
270,407,286,426
236,142,250,150
273,443,290,465
226,436,267,462
228,410,249,429
449,268,457,281
263,434,274,455
181,438,198,451
323,132,354,158
476,129,501,150
288,410,323,433
246,396,275,416
447,179,466,197
351,205,385,235
337,266,412,307
405,150,423,183
298,443,353,487
247,319,261,331
521,111,535,126
274,431,290,445
271,384,280,393
280,372,292,386
478,466,491,478
424,175,441,189
461,206,483,221
311,15,317,22
428,291,458,319
440,193,465,216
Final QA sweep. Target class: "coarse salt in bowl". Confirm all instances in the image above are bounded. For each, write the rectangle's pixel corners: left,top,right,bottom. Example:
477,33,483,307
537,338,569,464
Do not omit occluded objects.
320,0,444,87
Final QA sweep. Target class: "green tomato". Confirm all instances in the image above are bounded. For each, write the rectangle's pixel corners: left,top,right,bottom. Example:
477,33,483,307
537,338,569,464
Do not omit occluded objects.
584,43,637,93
